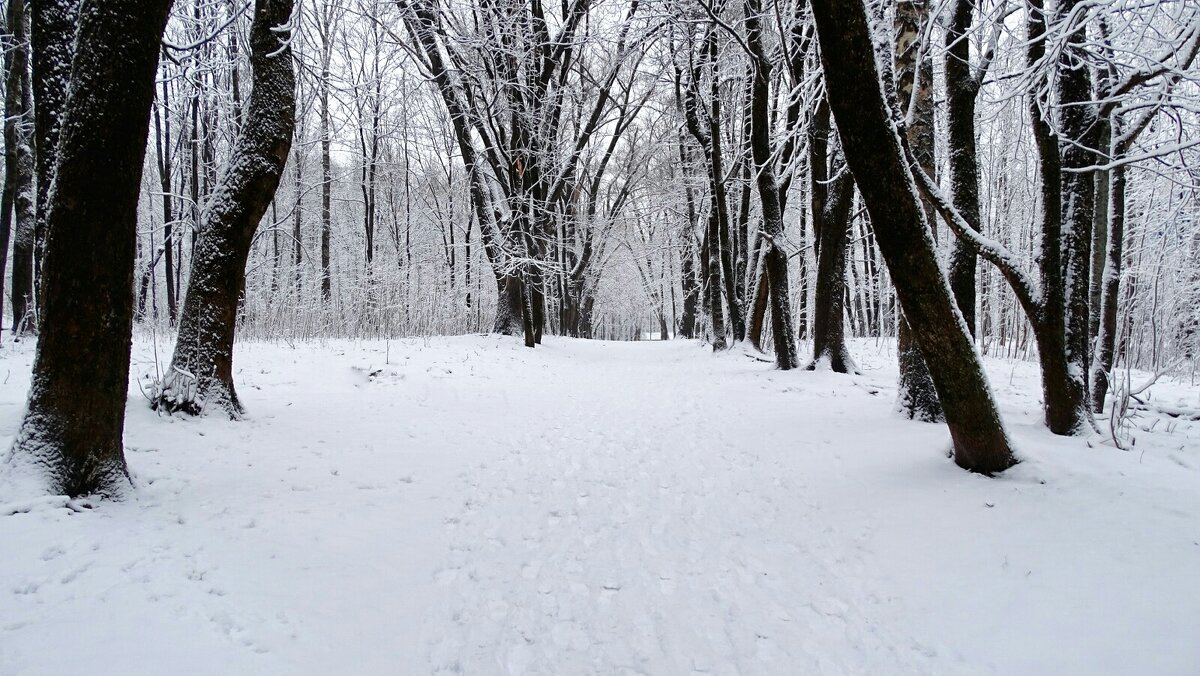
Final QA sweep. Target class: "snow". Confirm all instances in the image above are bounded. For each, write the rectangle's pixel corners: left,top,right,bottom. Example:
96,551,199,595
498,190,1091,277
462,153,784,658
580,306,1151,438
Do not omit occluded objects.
2,335,1199,674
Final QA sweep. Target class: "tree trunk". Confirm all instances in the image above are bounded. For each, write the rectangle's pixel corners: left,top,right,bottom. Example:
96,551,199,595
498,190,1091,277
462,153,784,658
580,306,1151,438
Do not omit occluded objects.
1030,0,1087,434
154,0,296,417
29,0,79,323
1091,142,1127,413
9,0,173,496
744,0,797,369
807,98,856,373
810,0,1016,474
893,0,943,421
945,0,982,336
3,0,36,337
319,47,333,302
153,76,178,325
1056,0,1098,413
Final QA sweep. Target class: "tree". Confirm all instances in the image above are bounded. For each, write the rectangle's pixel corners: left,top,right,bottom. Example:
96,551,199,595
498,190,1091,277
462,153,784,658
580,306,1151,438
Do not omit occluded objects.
743,0,798,369
806,96,856,373
29,0,81,325
2,0,36,337
893,0,941,420
154,0,297,416
809,0,1017,474
7,0,174,496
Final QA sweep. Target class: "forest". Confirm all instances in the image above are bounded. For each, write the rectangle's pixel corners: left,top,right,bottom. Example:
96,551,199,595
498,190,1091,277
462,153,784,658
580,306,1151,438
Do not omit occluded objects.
0,0,1198,672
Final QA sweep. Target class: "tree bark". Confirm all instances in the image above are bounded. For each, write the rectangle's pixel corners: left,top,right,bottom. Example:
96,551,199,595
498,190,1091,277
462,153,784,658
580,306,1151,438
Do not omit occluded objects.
9,0,173,496
1091,158,1125,413
894,0,942,421
3,0,36,336
744,0,798,369
809,0,1017,474
29,0,80,323
807,98,856,373
945,0,983,336
1056,0,1098,412
154,0,296,417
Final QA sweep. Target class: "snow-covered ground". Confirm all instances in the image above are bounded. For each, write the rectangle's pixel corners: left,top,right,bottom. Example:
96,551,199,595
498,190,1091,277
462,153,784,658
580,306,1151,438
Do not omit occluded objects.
1,334,1198,675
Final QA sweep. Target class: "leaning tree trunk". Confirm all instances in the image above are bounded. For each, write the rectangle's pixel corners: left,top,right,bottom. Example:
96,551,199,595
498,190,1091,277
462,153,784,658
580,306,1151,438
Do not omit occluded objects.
810,0,1017,474
744,0,798,370
8,0,173,497
894,0,942,421
154,0,295,417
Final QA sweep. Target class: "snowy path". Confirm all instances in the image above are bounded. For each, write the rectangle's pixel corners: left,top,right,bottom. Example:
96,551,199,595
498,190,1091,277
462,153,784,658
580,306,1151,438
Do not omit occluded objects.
2,336,1199,675
424,344,934,674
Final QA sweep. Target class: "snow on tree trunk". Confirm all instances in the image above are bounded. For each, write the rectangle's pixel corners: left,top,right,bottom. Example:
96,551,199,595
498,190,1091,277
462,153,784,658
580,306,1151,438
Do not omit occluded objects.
7,0,173,496
893,0,942,421
807,98,857,374
743,0,798,370
809,0,1017,474
1057,0,1099,419
154,0,296,418
945,0,983,337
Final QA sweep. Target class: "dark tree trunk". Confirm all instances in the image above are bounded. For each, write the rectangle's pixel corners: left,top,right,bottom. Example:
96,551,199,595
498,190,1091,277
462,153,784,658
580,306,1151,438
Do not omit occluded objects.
1089,118,1111,345
153,76,178,325
744,0,797,369
681,26,736,347
945,0,983,336
1030,0,1087,434
810,0,1017,474
1056,0,1098,411
679,235,700,339
154,0,296,417
493,273,526,336
319,53,333,301
808,174,855,372
807,98,856,373
3,0,36,337
677,138,701,339
9,0,173,496
29,0,79,323
894,0,942,421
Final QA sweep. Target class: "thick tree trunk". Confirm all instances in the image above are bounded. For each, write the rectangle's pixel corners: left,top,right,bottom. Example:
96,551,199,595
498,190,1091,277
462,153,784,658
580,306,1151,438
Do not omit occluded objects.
9,0,172,496
810,0,1017,474
29,0,79,323
154,0,295,418
492,273,526,336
